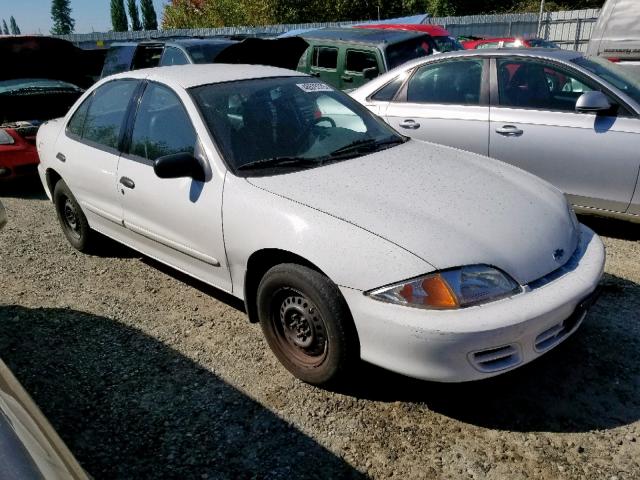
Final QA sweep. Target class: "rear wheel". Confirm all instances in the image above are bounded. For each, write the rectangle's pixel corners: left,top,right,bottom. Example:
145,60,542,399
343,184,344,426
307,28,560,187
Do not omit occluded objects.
53,180,93,252
257,263,358,386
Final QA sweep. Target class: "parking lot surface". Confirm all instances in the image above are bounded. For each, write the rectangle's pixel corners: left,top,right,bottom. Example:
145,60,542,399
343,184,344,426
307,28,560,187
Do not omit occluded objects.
1,178,639,479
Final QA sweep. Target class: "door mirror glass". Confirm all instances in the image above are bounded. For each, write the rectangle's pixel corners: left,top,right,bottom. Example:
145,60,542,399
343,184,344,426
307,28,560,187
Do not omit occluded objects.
575,91,612,113
154,152,205,181
363,66,379,80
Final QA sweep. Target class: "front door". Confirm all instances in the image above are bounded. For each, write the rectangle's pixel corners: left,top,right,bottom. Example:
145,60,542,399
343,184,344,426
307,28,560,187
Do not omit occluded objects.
117,81,231,291
489,57,640,213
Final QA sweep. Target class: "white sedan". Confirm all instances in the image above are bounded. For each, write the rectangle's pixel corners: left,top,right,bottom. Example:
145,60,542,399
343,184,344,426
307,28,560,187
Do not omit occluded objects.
36,65,604,386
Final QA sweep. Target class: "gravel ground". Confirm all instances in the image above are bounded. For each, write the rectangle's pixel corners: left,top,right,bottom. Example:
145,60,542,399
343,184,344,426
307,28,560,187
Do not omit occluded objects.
1,177,639,480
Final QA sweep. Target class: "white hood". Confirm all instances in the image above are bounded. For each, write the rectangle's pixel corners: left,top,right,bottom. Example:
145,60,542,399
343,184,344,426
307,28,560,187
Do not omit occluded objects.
248,140,578,285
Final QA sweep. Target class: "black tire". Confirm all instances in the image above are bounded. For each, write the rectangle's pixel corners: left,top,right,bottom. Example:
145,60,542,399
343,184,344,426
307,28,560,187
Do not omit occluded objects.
53,180,93,252
257,263,359,386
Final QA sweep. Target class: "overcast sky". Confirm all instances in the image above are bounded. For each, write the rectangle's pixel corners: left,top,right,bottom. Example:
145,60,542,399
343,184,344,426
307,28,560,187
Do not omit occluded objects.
0,0,169,34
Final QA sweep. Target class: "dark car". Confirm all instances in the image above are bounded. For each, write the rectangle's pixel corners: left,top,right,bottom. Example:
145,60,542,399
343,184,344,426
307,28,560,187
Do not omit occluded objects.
100,37,308,78
0,37,102,180
296,28,436,90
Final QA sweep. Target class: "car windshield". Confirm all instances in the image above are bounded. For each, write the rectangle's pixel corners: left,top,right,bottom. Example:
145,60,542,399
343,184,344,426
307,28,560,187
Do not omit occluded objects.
0,78,83,95
573,56,640,105
386,36,432,69
432,36,463,52
528,39,559,48
190,76,405,176
185,43,234,64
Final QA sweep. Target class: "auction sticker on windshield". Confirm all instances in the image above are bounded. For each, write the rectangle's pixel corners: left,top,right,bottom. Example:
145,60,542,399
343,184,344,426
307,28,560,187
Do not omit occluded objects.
297,83,334,93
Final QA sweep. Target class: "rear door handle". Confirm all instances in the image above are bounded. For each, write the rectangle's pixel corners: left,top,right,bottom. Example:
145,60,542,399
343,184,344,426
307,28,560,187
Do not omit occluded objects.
56,152,66,162
399,119,420,130
341,75,353,83
495,125,524,136
119,177,135,189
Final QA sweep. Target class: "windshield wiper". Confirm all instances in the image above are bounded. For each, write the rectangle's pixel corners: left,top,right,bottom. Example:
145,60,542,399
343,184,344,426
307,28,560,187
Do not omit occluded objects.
328,137,406,158
236,156,318,171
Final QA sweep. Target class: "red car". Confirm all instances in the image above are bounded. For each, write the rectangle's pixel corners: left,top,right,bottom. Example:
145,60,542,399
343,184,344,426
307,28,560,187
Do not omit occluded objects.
0,37,103,180
354,23,463,53
461,37,559,50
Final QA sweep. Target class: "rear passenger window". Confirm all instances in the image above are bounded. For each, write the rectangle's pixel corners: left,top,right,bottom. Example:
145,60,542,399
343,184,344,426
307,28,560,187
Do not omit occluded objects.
66,96,92,137
406,60,483,105
312,47,338,70
130,83,197,161
82,80,138,150
345,50,377,73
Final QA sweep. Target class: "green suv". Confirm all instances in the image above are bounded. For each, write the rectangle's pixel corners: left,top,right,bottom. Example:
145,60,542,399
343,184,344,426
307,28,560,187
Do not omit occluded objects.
297,28,434,90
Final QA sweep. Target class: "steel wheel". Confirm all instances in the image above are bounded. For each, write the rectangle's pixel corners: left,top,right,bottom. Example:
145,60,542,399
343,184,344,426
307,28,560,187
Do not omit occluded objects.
62,197,82,240
272,288,328,367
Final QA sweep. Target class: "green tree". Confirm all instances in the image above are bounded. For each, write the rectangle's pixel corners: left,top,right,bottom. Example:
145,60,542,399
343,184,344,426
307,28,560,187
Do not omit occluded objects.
2,19,9,35
51,0,75,34
111,0,128,31
9,16,20,34
127,0,142,30
140,0,158,30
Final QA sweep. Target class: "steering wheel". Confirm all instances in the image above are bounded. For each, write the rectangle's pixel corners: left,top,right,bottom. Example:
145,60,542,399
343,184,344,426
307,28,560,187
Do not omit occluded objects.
314,116,336,128
292,116,337,150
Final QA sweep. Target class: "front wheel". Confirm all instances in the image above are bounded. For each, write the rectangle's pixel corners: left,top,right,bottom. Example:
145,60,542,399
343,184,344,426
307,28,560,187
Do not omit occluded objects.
53,180,93,252
257,263,359,386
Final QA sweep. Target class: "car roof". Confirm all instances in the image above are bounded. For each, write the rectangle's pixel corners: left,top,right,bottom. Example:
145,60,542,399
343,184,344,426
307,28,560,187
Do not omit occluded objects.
420,47,583,62
106,63,307,89
299,27,428,46
109,38,236,48
356,24,451,37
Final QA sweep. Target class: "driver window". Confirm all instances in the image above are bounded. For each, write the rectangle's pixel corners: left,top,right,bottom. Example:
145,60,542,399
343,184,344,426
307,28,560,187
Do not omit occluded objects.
130,83,197,161
496,59,616,112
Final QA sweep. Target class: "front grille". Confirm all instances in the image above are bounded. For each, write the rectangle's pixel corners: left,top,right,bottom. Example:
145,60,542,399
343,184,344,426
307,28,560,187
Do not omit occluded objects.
469,344,521,373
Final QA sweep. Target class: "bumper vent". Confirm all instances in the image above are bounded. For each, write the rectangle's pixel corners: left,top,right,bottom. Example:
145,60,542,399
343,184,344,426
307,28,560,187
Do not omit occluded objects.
470,344,521,373
535,308,586,352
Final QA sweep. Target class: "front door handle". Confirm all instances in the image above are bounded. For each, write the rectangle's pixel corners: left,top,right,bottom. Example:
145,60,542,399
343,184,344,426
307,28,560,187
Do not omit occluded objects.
341,75,353,83
119,177,135,189
56,152,66,162
399,119,421,130
310,71,320,77
495,125,524,136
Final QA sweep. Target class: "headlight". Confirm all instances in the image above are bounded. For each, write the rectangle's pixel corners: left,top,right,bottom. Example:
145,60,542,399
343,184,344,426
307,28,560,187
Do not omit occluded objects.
0,129,15,146
367,265,521,310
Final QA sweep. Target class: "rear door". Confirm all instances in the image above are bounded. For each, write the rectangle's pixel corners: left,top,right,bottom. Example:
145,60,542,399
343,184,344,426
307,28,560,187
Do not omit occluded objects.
489,56,640,213
60,79,140,227
383,57,490,156
308,45,341,89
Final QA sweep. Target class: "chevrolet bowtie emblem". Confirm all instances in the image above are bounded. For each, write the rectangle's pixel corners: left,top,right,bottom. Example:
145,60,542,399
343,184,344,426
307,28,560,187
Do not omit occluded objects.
553,248,565,262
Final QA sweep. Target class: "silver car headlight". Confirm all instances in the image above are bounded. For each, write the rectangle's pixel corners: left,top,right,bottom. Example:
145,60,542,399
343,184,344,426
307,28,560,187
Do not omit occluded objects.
367,265,521,310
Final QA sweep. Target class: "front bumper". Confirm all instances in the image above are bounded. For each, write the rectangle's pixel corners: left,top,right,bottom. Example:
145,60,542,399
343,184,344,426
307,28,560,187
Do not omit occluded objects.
341,224,605,382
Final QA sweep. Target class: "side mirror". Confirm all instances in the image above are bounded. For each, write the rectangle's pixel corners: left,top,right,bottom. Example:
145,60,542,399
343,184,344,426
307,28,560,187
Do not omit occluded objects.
362,66,379,80
154,152,205,182
576,91,611,113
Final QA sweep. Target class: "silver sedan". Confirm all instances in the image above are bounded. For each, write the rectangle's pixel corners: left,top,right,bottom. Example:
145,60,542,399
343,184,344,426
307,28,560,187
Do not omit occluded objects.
351,48,640,222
